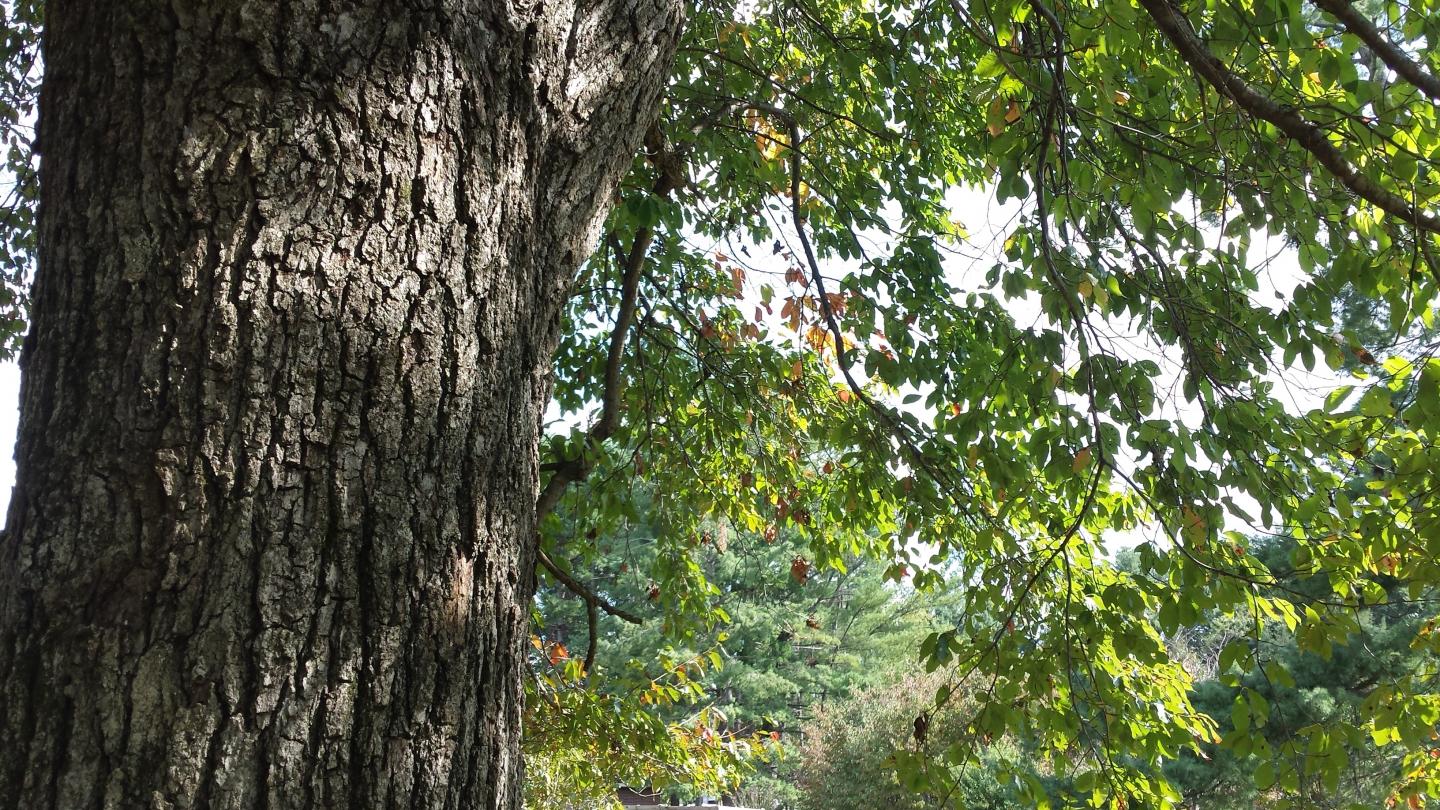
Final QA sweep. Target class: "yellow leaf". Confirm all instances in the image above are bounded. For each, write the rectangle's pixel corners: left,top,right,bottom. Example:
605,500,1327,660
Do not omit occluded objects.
1077,279,1093,299
1182,507,1207,545
987,97,1006,137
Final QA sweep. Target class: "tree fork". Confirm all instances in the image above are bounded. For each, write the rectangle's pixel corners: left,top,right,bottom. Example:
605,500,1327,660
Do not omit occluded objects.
0,1,681,807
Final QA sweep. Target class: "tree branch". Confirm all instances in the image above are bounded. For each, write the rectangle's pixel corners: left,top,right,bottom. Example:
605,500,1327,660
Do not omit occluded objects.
532,139,692,671
1137,0,1440,235
1310,0,1440,102
536,548,643,624
535,206,653,521
536,545,643,675
536,126,693,523
741,100,992,530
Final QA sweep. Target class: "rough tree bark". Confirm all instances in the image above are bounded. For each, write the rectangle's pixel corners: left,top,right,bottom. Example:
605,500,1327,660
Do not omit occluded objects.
0,1,681,807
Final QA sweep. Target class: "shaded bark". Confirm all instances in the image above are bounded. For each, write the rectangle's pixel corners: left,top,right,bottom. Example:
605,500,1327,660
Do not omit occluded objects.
0,1,681,807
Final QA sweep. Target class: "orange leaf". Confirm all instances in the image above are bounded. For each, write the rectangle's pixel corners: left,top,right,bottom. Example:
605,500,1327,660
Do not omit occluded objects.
1072,446,1093,472
805,325,830,351
790,556,809,584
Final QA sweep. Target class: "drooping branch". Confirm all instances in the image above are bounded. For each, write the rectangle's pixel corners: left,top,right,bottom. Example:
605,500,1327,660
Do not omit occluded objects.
1309,0,1440,102
535,127,686,523
1137,0,1440,236
532,219,650,672
536,547,643,626
740,100,993,531
536,546,642,675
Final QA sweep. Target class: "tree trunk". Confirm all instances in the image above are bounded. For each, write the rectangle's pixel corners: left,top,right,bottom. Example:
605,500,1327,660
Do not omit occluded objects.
0,2,680,807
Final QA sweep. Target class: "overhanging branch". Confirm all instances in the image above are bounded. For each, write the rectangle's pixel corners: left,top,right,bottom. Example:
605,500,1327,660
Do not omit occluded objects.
533,136,688,672
536,547,643,625
1137,0,1440,236
536,545,643,676
1310,0,1440,102
742,99,992,530
536,128,684,522
535,223,652,521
